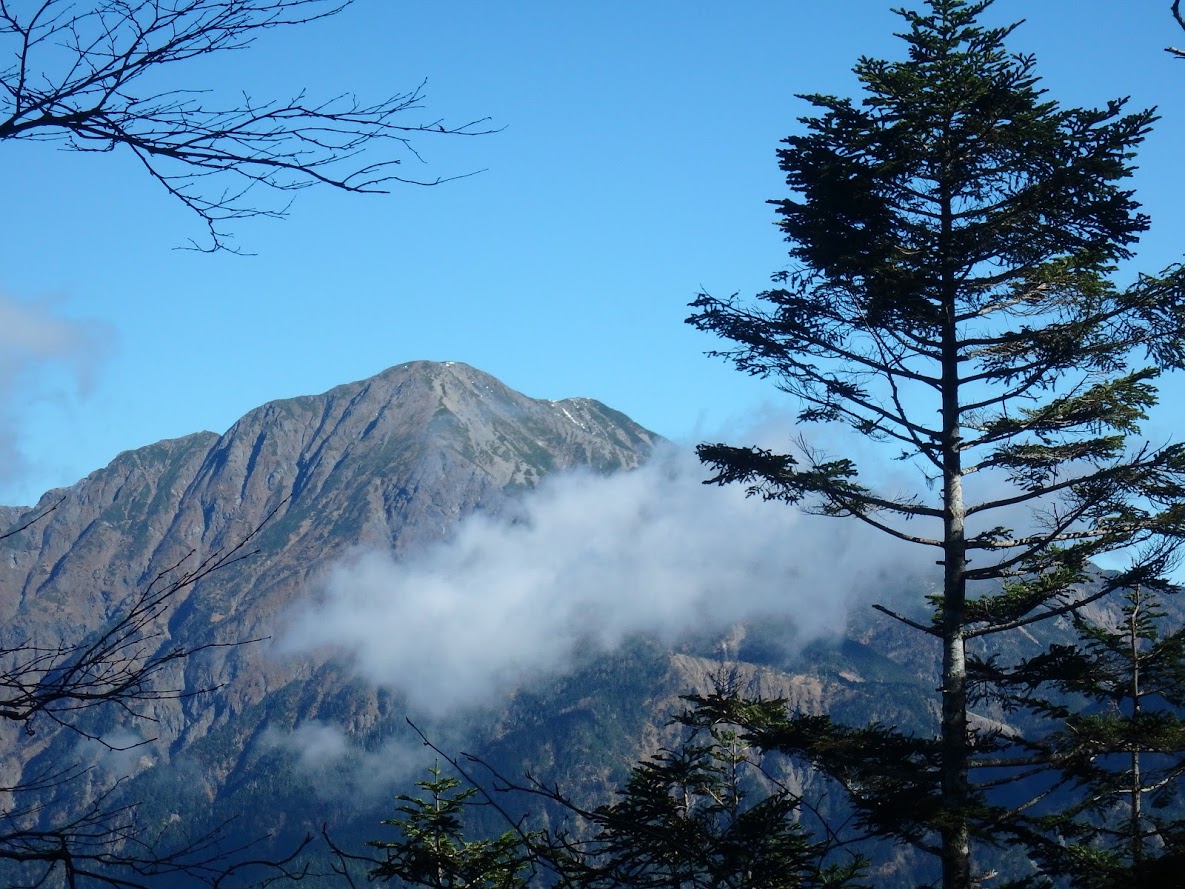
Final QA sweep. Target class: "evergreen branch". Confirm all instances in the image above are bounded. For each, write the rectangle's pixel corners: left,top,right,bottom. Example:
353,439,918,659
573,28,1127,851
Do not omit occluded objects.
697,442,944,529
968,573,1138,638
845,509,944,548
964,442,1171,517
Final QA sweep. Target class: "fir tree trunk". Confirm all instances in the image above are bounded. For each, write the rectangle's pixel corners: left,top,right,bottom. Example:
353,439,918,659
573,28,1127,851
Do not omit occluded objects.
940,190,971,889
940,432,970,889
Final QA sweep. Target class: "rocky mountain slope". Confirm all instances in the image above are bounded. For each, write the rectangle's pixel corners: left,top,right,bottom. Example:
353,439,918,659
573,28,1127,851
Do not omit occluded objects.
0,365,673,857
0,360,952,886
1,359,655,635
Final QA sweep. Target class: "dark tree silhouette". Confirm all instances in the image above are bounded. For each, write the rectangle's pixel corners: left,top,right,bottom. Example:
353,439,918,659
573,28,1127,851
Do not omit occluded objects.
0,0,493,250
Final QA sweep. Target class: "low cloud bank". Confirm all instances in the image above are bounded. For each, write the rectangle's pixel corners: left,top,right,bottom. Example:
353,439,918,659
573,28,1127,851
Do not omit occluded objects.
280,444,933,715
74,728,154,780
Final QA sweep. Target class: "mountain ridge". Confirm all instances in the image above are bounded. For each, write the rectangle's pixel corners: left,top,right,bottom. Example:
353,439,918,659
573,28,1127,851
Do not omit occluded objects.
2,360,652,514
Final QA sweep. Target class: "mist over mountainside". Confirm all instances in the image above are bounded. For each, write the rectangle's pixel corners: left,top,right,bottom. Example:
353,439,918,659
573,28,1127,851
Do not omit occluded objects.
0,359,958,884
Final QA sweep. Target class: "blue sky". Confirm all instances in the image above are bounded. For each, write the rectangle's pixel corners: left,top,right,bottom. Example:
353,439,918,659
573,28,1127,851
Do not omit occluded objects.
2,0,1184,507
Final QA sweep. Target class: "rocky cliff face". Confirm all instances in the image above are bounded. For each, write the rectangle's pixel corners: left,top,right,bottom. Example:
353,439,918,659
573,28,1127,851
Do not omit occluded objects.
2,359,655,590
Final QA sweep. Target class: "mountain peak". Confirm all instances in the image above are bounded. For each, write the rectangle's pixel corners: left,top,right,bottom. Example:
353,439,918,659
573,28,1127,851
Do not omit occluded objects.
211,361,656,508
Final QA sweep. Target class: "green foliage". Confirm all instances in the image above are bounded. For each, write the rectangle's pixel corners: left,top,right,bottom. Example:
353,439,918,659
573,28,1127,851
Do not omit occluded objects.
374,713,866,889
369,764,528,889
547,721,865,889
972,587,1185,887
684,693,970,853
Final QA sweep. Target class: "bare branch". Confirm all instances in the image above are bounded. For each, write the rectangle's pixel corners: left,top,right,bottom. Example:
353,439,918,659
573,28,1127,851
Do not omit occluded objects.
872,603,940,636
0,496,63,542
0,0,495,250
0,498,287,731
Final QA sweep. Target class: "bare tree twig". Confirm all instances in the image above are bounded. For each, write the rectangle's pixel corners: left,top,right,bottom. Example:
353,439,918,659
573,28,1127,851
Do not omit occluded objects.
0,0,496,251
872,603,939,636
0,498,287,735
0,496,64,542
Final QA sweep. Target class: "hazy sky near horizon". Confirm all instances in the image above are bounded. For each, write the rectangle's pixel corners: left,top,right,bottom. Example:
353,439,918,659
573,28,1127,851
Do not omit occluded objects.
2,1,1184,506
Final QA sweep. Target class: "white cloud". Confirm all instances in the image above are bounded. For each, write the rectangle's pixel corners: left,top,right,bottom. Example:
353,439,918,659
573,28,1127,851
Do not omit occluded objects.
279,444,934,716
0,292,112,496
263,721,349,770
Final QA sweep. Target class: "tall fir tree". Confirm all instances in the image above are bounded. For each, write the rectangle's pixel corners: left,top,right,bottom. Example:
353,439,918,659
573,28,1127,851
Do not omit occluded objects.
687,1,1185,886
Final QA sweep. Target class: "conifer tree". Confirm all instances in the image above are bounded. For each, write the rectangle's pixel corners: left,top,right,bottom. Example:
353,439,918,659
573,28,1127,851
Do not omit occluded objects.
687,1,1185,886
367,763,528,889
365,714,864,889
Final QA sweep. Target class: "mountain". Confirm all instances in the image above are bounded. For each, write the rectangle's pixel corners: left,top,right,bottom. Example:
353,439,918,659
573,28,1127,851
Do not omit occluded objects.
1,359,654,637
0,360,955,886
0,364,674,867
